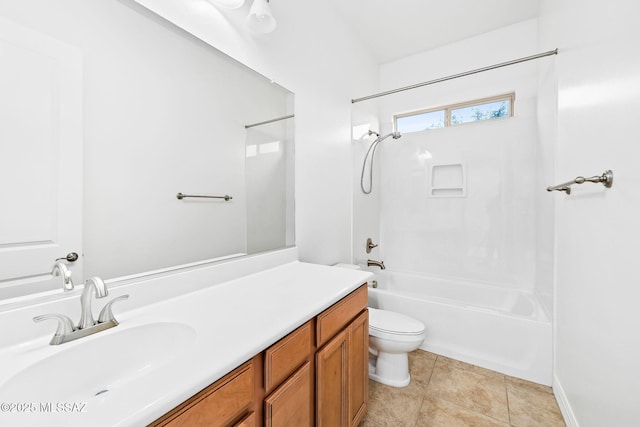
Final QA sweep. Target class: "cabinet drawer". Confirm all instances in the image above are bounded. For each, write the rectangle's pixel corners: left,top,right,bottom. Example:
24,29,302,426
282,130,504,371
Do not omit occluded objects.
316,285,367,347
265,320,312,394
152,359,255,427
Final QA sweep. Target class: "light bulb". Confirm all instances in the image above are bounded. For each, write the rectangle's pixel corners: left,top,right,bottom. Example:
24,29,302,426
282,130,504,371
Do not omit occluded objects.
246,0,277,34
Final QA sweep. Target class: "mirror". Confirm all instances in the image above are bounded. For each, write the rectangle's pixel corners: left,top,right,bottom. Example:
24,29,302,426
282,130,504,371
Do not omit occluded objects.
0,0,294,303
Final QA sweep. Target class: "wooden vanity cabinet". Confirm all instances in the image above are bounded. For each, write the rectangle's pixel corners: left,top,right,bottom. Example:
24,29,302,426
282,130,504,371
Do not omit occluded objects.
263,320,314,426
150,284,368,427
316,329,348,426
347,309,369,426
150,355,262,427
316,285,369,427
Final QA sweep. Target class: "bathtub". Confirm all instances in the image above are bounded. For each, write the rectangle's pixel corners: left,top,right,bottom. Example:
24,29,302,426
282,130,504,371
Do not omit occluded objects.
367,270,552,385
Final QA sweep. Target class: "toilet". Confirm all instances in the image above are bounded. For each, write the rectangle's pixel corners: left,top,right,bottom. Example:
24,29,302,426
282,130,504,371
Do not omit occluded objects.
332,263,426,387
368,307,426,387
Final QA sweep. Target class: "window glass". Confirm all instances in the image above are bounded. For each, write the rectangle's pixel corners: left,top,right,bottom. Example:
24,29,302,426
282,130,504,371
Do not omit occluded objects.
396,110,445,133
451,100,510,125
393,93,514,134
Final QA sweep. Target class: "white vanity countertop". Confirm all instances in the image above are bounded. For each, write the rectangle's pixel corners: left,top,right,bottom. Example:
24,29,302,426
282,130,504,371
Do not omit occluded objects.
0,260,373,427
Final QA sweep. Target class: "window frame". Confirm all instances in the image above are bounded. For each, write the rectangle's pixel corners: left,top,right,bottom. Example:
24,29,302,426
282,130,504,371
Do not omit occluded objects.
393,92,515,132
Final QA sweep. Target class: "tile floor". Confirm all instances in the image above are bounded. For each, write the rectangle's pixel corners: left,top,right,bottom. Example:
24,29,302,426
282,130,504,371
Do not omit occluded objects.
361,350,566,427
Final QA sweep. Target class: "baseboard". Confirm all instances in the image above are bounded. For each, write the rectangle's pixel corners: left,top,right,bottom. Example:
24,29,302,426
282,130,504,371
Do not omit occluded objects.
553,374,579,427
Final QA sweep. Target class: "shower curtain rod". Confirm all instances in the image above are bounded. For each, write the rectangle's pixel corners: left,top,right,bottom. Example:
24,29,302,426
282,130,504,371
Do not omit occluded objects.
245,114,295,129
351,49,558,104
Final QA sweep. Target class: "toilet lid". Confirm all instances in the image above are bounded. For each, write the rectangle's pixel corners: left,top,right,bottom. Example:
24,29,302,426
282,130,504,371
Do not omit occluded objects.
369,308,425,335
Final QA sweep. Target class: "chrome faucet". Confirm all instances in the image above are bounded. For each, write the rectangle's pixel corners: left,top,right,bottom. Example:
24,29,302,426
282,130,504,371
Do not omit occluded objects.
79,277,108,329
367,259,386,270
34,277,129,345
51,262,74,291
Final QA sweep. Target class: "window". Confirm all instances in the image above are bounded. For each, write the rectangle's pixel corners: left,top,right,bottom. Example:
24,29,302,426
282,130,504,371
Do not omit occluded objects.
396,110,445,132
394,93,514,134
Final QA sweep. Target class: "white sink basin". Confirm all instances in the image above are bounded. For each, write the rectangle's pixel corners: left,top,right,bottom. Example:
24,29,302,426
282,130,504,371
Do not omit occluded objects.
0,322,196,402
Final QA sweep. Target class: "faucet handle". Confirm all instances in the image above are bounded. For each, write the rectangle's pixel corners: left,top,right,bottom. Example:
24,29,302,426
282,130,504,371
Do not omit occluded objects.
98,295,129,325
366,238,378,254
33,314,76,337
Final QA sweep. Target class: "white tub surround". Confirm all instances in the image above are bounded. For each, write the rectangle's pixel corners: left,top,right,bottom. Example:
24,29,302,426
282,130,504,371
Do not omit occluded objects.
368,270,552,385
0,250,373,427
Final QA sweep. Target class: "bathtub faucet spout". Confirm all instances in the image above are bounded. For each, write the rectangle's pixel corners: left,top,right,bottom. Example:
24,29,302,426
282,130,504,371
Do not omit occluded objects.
367,259,386,270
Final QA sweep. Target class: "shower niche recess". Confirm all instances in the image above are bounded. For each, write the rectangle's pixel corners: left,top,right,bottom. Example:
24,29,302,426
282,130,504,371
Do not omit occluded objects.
428,163,466,197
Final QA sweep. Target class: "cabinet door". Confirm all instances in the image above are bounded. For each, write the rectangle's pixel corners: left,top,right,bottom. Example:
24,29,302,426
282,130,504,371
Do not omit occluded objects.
264,361,312,427
348,310,369,427
316,329,348,427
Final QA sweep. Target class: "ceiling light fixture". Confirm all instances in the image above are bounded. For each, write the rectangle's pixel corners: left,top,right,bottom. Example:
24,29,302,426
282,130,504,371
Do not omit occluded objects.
246,0,277,34
208,0,245,10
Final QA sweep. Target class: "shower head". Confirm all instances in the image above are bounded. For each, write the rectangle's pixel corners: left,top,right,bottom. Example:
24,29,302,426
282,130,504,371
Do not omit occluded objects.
377,131,402,142
367,130,401,142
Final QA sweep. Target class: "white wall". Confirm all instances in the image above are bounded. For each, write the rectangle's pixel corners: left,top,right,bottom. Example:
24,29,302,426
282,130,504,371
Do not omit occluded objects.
132,0,380,265
539,0,640,425
360,20,554,293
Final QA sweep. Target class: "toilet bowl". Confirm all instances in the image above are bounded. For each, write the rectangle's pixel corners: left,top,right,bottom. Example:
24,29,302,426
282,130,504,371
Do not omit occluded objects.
330,263,426,387
368,307,426,387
